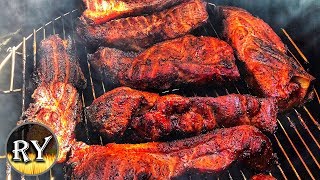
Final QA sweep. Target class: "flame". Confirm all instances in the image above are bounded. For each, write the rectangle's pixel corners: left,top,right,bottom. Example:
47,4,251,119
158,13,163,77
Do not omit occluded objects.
7,153,56,175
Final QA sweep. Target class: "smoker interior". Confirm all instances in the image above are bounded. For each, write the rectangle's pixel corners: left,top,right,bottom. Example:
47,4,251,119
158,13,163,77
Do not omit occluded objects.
0,2,319,180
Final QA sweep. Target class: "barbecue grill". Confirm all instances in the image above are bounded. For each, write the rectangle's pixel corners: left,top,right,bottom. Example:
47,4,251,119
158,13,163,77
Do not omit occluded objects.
0,1,319,180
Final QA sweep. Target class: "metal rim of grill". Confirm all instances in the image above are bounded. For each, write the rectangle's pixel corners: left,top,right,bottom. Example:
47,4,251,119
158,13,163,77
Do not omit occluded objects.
0,4,319,180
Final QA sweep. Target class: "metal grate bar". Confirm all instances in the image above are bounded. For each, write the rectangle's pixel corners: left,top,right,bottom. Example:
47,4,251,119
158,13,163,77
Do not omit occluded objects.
239,170,247,180
277,118,316,179
288,48,303,67
286,116,320,169
52,19,56,35
276,165,288,180
33,29,37,69
22,38,26,112
62,15,66,40
313,88,320,104
303,106,320,130
294,109,320,149
9,46,16,91
86,51,96,99
273,134,301,179
281,28,309,63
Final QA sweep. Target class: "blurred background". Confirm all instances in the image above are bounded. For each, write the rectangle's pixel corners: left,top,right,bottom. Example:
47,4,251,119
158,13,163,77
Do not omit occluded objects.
0,0,319,179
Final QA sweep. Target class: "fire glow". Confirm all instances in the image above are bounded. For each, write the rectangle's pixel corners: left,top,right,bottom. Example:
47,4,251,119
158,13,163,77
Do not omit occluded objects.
7,153,56,175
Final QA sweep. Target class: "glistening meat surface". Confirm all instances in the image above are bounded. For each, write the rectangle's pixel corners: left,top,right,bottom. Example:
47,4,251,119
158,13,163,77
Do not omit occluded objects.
86,87,277,142
220,6,314,110
89,35,240,90
82,0,187,24
77,0,208,51
66,125,275,179
19,83,82,163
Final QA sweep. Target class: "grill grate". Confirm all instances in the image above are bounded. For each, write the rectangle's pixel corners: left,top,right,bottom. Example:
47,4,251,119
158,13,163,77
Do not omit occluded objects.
0,4,319,180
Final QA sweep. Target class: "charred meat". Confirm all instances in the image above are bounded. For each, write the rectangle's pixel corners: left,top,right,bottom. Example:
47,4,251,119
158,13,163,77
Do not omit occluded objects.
220,6,314,110
89,35,240,90
77,0,208,51
38,35,87,89
20,83,82,163
85,87,277,142
66,125,274,179
82,0,187,24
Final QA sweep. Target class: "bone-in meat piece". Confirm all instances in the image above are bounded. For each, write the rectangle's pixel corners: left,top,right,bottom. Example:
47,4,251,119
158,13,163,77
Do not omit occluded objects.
89,35,240,90
77,0,208,51
82,0,187,24
20,83,82,163
220,6,314,110
86,87,277,142
66,125,275,179
38,35,87,89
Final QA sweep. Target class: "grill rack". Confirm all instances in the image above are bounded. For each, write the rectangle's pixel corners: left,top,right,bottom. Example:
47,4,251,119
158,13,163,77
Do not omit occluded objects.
0,4,319,180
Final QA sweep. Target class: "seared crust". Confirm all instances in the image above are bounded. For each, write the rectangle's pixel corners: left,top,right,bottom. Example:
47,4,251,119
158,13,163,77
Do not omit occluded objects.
89,35,240,90
220,6,314,110
38,35,87,89
66,125,274,179
85,87,277,142
77,0,208,51
20,83,82,163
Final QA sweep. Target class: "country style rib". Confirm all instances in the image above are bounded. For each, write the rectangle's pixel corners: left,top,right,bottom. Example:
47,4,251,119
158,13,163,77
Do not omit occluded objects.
19,83,82,163
220,6,314,110
66,125,275,179
89,35,240,90
77,0,208,51
85,87,277,142
38,35,87,89
82,0,187,24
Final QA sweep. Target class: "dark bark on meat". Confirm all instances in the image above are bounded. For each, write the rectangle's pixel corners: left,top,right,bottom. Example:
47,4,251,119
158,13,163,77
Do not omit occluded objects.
220,6,314,110
85,87,277,143
38,35,87,89
89,35,240,90
77,0,208,51
66,125,275,179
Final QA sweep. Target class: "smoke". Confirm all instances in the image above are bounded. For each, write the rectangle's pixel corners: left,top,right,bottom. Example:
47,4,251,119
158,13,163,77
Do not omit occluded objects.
0,0,79,178
0,0,319,178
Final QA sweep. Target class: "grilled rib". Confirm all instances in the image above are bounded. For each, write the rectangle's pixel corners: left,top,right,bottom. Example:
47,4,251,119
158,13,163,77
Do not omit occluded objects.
83,0,187,24
38,35,87,89
220,6,315,110
66,125,275,179
85,87,277,142
77,0,208,51
20,83,82,163
89,35,240,90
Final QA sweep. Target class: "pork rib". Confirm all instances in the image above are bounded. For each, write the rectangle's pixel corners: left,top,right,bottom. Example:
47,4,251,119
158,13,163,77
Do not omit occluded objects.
38,35,87,89
20,83,82,163
82,0,187,24
89,35,240,90
85,87,277,142
77,0,208,51
66,125,275,179
220,6,314,110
